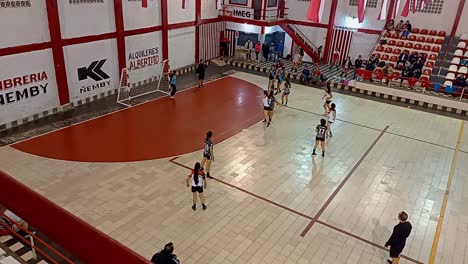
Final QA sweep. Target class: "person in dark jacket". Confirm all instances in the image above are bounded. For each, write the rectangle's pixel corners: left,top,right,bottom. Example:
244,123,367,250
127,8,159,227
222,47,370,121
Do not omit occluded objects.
196,60,207,88
262,42,269,62
385,211,412,264
151,242,180,264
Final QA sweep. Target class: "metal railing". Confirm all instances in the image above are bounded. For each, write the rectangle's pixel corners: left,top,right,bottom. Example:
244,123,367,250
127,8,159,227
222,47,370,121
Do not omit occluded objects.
0,210,74,264
286,24,320,51
367,28,387,60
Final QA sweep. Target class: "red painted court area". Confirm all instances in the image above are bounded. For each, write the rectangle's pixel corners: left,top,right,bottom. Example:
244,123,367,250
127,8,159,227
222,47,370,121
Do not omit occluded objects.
13,77,264,162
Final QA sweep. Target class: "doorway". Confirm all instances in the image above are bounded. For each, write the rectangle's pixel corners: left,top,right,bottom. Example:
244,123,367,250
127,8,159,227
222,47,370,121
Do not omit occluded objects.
253,0,262,20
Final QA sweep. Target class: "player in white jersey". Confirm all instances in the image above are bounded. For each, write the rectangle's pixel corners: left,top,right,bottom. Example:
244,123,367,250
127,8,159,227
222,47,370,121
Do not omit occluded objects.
186,162,207,210
327,103,336,137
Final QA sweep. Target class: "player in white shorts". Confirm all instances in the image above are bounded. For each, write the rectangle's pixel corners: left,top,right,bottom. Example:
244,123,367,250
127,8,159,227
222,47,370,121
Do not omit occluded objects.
327,103,336,137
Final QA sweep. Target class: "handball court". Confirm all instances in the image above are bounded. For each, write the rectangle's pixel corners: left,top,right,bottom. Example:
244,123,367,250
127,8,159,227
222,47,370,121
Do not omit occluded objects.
1,72,467,264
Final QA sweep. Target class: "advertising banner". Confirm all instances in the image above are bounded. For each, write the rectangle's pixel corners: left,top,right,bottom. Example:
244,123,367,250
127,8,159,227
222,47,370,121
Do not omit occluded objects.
0,50,59,125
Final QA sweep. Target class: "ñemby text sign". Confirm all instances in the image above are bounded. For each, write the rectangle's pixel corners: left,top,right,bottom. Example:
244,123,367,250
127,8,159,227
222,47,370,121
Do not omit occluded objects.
0,49,59,125
64,39,119,102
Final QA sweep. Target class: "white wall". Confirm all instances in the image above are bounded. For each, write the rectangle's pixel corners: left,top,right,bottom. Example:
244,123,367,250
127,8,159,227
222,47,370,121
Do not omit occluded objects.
394,0,458,33
296,25,327,48
201,0,220,19
0,49,59,125
58,1,116,39
286,0,331,24
456,1,468,36
334,0,385,30
168,27,196,69
123,0,161,30
125,31,163,83
168,0,195,24
63,39,119,103
348,32,379,60
226,22,261,34
0,0,50,48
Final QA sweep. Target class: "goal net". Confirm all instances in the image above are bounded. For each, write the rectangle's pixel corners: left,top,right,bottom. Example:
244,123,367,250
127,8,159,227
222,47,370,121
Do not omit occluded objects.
117,59,170,107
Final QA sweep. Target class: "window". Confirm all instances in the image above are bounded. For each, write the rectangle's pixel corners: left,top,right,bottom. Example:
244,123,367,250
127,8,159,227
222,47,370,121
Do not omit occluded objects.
349,0,378,8
411,0,444,14
268,0,278,7
229,0,248,5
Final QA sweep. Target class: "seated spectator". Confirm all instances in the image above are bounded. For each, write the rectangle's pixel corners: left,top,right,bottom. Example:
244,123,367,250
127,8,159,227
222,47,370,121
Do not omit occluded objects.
365,54,379,71
455,74,467,87
400,64,413,87
311,66,321,84
401,20,412,39
386,19,395,32
151,242,180,264
341,56,352,78
397,50,409,69
382,63,394,84
355,55,363,69
408,52,418,65
301,67,311,83
395,20,404,34
0,207,32,237
413,68,422,79
417,53,426,66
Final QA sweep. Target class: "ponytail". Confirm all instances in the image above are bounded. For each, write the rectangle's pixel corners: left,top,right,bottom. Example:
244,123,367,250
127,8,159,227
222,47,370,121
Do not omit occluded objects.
193,162,201,185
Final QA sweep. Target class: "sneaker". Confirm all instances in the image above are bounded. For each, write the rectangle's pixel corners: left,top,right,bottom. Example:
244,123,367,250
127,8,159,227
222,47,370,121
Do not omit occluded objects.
329,131,333,137
267,122,271,127
207,174,214,179
202,204,207,210
322,153,325,158
387,260,392,264
312,152,317,156
263,119,267,122
192,205,196,210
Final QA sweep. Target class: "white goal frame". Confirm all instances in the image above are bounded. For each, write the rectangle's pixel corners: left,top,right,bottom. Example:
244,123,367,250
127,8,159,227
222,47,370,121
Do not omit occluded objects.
117,59,170,107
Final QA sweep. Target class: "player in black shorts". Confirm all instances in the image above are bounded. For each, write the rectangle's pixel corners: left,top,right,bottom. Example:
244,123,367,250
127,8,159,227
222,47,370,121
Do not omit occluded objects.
196,60,207,88
312,119,327,157
186,162,207,210
201,131,214,179
282,78,291,105
322,82,333,115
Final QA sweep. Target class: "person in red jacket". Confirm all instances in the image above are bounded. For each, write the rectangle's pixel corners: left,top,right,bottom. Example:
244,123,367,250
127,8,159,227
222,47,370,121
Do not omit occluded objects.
255,41,261,62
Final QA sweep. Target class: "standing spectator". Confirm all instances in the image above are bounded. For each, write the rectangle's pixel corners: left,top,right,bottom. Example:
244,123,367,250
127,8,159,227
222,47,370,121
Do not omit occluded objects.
317,46,323,63
301,66,311,83
395,20,404,34
385,212,412,264
299,47,304,65
331,49,340,69
262,42,269,62
196,60,207,88
244,39,253,61
169,70,177,98
151,242,180,264
292,50,300,73
254,41,261,62
277,40,284,58
341,56,352,78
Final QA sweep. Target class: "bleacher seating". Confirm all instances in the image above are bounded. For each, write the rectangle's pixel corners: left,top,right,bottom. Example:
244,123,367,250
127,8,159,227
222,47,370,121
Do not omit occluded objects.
444,36,468,87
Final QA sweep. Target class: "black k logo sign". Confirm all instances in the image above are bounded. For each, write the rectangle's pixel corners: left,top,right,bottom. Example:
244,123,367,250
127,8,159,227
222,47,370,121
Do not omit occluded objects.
78,59,110,81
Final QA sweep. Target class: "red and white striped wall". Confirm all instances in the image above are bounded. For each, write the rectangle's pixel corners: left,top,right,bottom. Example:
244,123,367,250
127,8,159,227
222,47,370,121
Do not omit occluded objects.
326,28,354,65
199,21,226,61
223,29,237,57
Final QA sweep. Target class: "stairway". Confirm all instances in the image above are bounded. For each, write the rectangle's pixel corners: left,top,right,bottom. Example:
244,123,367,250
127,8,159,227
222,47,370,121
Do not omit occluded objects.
280,23,320,62
430,36,460,84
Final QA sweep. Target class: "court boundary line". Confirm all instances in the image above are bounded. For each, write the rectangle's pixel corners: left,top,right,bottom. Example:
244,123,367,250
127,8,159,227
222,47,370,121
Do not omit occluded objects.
284,105,467,153
7,76,231,147
299,126,389,237
428,120,465,264
168,153,423,264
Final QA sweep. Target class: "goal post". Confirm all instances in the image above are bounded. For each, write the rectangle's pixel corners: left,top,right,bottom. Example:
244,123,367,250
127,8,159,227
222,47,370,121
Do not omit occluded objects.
117,59,170,107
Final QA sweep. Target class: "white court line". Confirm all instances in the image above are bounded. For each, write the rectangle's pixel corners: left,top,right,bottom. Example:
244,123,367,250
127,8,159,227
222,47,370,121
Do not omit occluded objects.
7,75,231,147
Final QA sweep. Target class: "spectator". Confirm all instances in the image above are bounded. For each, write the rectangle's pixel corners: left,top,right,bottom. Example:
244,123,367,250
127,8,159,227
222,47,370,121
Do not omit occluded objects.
311,66,321,85
395,20,404,34
330,48,340,70
413,68,422,79
151,242,180,264
408,51,418,65
317,46,323,63
455,74,467,87
0,208,9,236
301,67,311,83
254,41,261,62
262,42,269,61
366,54,379,71
299,47,304,65
275,60,285,72
277,40,284,58
401,20,412,39
355,55,363,69
417,53,426,66
397,50,409,69
244,39,253,61
400,64,413,87
382,63,394,84
292,50,300,73
341,56,352,78
386,19,395,32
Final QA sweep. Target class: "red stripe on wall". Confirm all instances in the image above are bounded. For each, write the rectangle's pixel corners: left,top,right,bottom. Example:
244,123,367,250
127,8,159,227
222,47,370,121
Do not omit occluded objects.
200,22,226,61
0,42,51,57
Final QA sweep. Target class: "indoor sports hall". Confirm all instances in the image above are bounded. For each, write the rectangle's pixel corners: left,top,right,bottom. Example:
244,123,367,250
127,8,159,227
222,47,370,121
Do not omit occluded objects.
0,1,468,264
